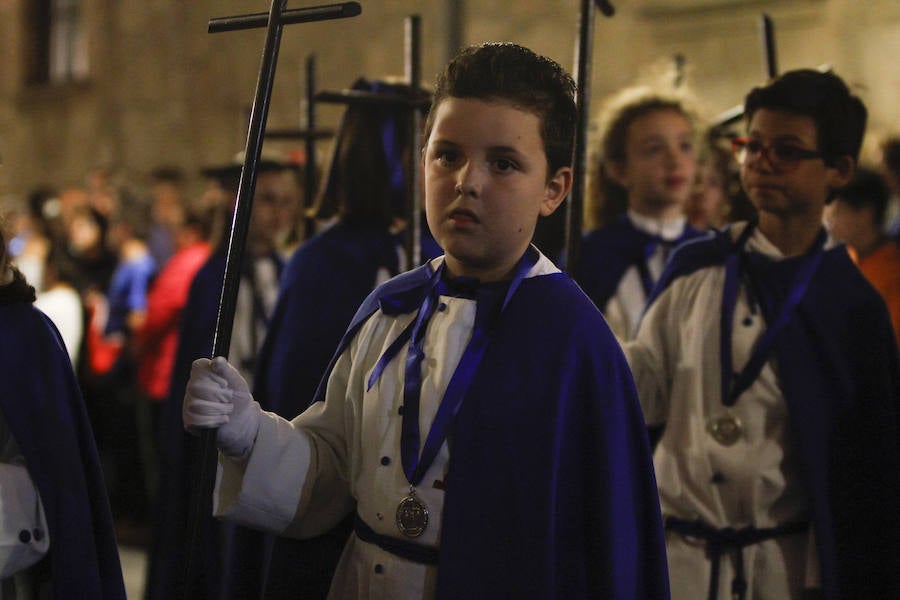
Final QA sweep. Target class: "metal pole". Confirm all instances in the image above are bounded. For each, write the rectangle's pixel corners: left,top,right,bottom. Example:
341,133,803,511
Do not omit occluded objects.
184,3,361,596
759,13,777,79
566,0,616,277
305,54,319,239
405,15,423,269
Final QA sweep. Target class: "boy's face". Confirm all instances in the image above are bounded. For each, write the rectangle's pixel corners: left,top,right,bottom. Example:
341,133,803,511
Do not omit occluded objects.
423,97,571,282
740,108,852,220
608,108,696,215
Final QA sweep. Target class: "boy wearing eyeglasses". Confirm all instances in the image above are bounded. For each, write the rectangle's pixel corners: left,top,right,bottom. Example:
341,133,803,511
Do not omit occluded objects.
625,69,900,600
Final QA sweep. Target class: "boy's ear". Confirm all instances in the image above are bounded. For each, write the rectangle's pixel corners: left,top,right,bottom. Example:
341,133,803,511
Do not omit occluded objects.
827,155,855,189
540,166,573,217
605,160,628,188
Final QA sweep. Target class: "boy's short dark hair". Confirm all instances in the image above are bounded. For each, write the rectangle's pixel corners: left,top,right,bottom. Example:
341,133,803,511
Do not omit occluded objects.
835,167,891,226
423,42,577,177
743,69,867,165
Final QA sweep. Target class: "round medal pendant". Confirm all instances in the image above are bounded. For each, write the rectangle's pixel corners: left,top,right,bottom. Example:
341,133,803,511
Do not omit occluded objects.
396,494,429,538
706,414,743,446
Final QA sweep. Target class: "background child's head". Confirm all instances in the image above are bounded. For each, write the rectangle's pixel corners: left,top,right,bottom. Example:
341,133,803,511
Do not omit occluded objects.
313,79,413,229
743,69,867,167
880,136,900,195
825,167,891,250
424,42,576,179
593,87,700,219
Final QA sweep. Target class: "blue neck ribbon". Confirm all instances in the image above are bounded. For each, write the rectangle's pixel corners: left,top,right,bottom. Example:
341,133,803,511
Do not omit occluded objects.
636,230,691,297
367,247,539,487
719,223,827,407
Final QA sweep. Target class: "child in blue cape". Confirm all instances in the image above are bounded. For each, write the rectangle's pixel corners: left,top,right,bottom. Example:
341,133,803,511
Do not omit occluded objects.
0,222,125,599
577,87,706,340
184,42,667,600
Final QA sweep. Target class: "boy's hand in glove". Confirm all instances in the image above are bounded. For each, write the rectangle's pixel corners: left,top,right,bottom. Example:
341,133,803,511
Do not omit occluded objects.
183,356,261,459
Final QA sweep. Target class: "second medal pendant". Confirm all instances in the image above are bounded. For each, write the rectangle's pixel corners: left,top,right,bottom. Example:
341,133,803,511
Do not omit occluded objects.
396,486,429,538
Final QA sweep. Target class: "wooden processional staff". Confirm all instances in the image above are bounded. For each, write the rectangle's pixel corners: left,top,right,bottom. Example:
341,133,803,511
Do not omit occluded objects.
183,2,361,595
566,0,616,279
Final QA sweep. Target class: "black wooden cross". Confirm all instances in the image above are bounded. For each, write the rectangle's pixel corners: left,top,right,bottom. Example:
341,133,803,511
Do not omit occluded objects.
183,3,361,596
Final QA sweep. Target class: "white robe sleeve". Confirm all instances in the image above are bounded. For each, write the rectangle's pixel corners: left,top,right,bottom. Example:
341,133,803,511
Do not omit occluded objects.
622,284,679,427
213,343,356,540
0,420,50,579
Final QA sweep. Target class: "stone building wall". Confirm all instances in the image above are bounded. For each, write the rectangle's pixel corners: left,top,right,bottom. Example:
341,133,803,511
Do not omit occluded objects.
1,0,899,205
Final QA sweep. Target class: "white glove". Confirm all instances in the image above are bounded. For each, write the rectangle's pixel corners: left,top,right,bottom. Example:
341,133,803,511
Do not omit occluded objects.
183,356,261,458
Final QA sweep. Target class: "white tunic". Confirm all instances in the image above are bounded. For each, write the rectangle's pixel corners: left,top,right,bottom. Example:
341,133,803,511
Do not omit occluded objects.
0,412,50,599
604,211,692,340
230,256,281,383
624,222,822,600
214,254,560,600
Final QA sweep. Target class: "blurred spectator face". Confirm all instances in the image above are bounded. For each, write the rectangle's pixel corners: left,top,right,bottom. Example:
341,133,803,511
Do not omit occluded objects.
686,161,727,230
58,188,89,229
152,181,185,229
68,211,102,255
248,170,293,256
85,168,118,217
824,198,871,249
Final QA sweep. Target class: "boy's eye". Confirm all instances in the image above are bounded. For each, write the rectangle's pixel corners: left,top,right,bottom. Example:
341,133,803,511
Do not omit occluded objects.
435,150,459,165
772,143,808,162
493,158,517,172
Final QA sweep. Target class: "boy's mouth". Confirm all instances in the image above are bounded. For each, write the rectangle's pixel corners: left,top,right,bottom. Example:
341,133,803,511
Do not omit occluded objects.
665,175,687,189
449,208,479,225
747,182,783,194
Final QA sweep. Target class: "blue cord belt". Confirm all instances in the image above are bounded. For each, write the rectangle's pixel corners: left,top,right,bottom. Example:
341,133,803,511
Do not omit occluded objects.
353,514,440,565
664,515,808,600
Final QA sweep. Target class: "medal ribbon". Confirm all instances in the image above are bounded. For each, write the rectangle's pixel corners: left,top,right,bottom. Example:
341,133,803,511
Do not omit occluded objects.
719,224,827,407
368,248,538,488
636,232,687,297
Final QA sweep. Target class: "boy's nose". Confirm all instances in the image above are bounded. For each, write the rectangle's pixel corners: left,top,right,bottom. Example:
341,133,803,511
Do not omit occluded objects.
455,163,481,197
665,144,683,166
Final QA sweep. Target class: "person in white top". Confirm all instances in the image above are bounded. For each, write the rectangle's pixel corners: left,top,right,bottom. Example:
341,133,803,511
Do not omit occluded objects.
625,69,900,600
33,247,84,367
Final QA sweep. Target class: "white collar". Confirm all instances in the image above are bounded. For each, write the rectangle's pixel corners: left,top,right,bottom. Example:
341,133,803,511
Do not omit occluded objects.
731,221,839,260
627,210,688,241
427,245,560,282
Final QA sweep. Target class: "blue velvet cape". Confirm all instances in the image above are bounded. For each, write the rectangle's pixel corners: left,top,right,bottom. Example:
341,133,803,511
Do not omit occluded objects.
0,300,125,599
312,256,669,598
254,222,402,417
577,214,705,310
648,228,900,600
